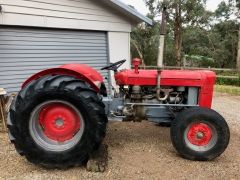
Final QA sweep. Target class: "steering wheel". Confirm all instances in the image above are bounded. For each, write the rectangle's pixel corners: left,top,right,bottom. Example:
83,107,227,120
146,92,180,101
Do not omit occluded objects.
101,59,126,72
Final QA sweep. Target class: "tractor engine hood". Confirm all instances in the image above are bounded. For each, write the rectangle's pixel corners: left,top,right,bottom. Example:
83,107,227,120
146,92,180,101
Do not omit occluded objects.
114,69,216,88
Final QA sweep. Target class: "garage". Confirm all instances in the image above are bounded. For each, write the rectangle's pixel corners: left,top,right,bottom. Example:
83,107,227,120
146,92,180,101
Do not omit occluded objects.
0,0,151,93
0,27,109,93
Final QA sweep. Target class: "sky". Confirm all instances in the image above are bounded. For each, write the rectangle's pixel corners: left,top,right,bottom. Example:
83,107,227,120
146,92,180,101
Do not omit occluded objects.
119,0,223,15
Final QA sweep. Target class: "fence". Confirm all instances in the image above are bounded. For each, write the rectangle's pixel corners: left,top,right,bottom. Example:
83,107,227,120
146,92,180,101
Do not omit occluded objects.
138,66,239,72
135,66,240,87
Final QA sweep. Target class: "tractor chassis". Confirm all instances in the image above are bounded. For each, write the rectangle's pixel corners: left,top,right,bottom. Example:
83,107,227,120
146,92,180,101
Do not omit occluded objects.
103,97,198,123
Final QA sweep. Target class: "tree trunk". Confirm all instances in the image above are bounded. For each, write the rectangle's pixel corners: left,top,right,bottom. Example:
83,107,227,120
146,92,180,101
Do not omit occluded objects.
174,0,183,67
237,27,240,71
131,39,145,67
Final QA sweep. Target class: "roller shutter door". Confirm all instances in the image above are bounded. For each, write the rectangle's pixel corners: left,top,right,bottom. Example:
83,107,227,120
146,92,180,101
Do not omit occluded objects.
0,27,109,93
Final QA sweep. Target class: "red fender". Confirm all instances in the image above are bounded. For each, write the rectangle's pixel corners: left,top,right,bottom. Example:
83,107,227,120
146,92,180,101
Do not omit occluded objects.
22,64,104,92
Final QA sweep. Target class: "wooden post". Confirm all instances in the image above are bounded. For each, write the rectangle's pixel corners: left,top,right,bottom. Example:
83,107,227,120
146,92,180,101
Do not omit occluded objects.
0,88,7,132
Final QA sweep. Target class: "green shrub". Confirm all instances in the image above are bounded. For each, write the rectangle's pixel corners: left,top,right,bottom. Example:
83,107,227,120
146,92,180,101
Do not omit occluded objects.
216,75,240,87
216,70,239,76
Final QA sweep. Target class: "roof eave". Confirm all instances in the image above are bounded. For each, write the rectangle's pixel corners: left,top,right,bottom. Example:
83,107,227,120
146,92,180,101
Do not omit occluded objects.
100,0,153,25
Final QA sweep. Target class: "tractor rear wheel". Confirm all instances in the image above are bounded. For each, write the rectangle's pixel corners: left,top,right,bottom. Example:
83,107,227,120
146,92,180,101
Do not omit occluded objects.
7,75,108,168
170,107,230,161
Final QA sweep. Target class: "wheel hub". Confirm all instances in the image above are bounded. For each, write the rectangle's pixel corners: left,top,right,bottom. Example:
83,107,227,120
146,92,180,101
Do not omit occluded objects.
39,102,81,142
187,123,212,146
55,118,64,128
196,132,204,139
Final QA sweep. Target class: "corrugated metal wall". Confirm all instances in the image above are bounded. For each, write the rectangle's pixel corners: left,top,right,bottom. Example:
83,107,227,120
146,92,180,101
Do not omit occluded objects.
0,27,109,93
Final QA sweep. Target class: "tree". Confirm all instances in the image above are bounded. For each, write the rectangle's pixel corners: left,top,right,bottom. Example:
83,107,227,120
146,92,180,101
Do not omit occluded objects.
182,26,213,67
237,26,240,70
131,21,161,66
145,0,209,66
233,0,240,70
131,21,176,66
214,0,239,69
131,0,239,69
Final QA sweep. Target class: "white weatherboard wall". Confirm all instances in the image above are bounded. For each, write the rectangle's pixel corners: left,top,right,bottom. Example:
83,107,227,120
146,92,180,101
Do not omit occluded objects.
0,0,132,32
108,32,130,68
108,32,130,89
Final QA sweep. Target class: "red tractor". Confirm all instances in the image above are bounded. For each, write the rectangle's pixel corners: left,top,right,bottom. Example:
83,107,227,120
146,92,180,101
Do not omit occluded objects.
8,59,230,168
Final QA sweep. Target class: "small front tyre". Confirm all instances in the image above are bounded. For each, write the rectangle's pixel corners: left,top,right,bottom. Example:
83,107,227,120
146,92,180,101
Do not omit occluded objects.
170,107,230,161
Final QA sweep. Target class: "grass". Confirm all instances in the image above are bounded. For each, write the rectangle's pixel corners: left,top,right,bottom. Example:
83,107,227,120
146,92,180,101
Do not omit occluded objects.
215,85,240,96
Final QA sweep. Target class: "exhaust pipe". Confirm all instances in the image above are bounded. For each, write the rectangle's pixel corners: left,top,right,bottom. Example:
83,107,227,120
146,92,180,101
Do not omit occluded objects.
157,6,167,101
157,6,167,68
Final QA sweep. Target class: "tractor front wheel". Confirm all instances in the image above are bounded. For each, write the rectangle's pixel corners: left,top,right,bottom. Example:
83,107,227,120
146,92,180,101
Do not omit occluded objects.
170,107,230,161
8,75,108,168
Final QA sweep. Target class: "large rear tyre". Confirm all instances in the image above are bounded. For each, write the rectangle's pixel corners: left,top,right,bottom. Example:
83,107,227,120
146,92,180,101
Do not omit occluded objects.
170,107,230,161
7,75,108,168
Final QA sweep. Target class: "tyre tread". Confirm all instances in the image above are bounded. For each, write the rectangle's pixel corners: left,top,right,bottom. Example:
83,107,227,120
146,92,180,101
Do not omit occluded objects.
8,75,108,168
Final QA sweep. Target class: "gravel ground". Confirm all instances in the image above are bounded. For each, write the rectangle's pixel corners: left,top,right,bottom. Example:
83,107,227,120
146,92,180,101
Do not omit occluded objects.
0,92,239,180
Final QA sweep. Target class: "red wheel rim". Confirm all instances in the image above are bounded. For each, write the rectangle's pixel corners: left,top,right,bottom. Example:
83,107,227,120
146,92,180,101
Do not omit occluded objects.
187,123,212,146
38,102,81,142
